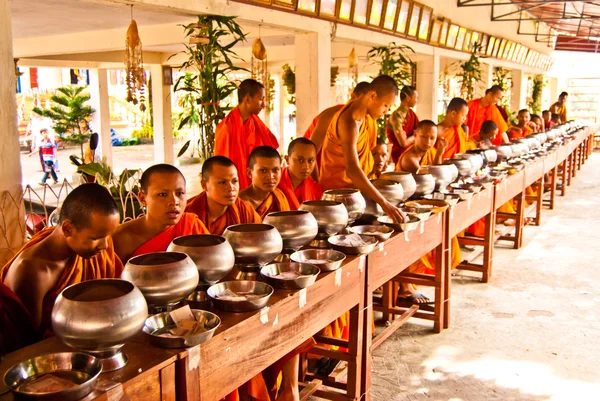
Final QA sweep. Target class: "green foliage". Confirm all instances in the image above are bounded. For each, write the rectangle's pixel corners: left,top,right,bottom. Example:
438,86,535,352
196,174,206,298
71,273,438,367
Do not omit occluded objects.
32,86,95,159
528,74,544,115
267,76,276,112
282,63,296,105
131,123,154,139
492,67,512,108
457,44,484,102
171,15,248,162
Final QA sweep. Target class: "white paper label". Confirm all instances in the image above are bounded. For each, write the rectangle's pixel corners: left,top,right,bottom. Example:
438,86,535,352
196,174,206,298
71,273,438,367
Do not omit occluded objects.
467,197,472,210
477,191,481,201
378,243,384,252
299,289,307,309
260,307,269,324
272,313,279,326
419,220,425,234
450,206,455,220
335,269,342,286
358,258,365,272
188,346,200,371
403,230,410,242
437,212,441,225
433,192,445,200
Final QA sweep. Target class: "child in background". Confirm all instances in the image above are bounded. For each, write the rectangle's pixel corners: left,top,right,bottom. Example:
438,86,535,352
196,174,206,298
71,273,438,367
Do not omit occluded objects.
38,129,59,185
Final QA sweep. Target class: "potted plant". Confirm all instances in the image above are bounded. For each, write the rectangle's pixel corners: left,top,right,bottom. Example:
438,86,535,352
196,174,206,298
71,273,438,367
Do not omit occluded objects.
457,44,484,102
528,74,544,115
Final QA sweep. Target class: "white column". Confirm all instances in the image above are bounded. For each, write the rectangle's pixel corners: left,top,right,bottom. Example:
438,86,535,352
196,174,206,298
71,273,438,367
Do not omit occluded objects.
415,52,439,121
0,0,25,265
482,62,494,93
150,65,174,165
549,77,559,105
295,32,331,139
511,69,526,112
89,68,112,166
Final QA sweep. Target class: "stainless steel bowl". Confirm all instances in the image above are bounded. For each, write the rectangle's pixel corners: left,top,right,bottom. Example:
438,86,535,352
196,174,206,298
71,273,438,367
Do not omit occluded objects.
260,262,320,290
424,193,460,206
122,252,199,307
413,173,435,197
405,200,449,214
483,149,498,163
450,183,482,193
495,145,513,160
371,179,404,205
290,249,346,272
223,224,283,268
445,189,474,200
455,153,483,172
441,161,459,182
52,279,148,372
380,172,416,200
322,189,366,224
378,215,421,232
418,165,453,191
349,224,394,241
401,206,432,221
263,210,318,253
299,200,348,236
142,309,220,348
168,235,235,285
184,289,212,310
328,234,378,255
208,281,273,312
446,158,473,177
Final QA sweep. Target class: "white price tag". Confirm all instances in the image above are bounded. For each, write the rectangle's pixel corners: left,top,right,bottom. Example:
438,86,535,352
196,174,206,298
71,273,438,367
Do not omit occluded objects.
437,212,441,224
378,243,384,252
467,197,472,210
260,307,269,324
477,191,481,201
299,289,307,309
188,346,200,371
419,220,425,235
450,206,455,220
272,313,279,326
403,230,410,242
335,269,342,286
358,258,365,272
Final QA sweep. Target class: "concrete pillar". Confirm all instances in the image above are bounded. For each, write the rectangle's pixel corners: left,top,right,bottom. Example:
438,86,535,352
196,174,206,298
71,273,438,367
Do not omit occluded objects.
0,0,25,265
89,69,112,166
150,65,174,165
511,68,526,112
295,32,331,139
482,62,494,93
415,52,439,121
278,74,286,147
549,77,559,105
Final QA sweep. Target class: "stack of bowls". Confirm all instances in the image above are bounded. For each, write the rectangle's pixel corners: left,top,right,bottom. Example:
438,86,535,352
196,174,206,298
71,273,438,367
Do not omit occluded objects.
380,172,416,200
299,200,348,248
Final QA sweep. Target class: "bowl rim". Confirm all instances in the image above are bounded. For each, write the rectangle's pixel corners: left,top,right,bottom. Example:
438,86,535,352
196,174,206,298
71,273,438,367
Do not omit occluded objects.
59,278,136,303
171,234,227,247
290,249,346,263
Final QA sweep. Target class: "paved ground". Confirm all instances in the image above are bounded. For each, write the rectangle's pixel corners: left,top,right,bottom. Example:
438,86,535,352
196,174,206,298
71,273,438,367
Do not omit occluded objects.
368,152,600,400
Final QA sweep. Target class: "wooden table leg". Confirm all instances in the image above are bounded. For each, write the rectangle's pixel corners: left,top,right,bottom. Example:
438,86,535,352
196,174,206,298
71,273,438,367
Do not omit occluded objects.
549,166,557,210
439,211,450,331
482,209,495,283
534,177,543,226
560,160,567,196
160,363,176,401
360,258,372,401
381,281,393,323
513,192,525,249
567,154,573,186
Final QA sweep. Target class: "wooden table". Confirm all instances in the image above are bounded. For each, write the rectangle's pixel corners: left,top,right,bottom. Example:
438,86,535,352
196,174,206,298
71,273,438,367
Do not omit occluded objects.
0,335,178,401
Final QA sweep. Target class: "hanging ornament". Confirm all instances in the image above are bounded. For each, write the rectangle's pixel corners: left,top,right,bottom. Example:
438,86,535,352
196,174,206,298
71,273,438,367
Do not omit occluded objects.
348,47,359,90
251,26,269,107
125,7,146,112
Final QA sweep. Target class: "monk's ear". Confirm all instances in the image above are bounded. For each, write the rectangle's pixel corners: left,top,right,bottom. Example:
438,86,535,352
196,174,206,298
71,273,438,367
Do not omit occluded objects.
200,179,208,192
62,220,74,237
284,155,289,165
138,191,147,207
246,167,252,179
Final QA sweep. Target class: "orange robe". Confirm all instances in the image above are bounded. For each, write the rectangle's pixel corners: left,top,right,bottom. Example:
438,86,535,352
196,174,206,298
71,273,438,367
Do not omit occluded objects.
551,102,568,123
130,212,209,258
507,125,533,141
395,145,437,172
466,98,509,141
440,125,469,160
278,167,323,207
387,107,419,163
304,105,344,177
186,193,261,236
1,227,122,337
0,282,39,353
255,188,293,219
215,107,279,190
320,103,376,190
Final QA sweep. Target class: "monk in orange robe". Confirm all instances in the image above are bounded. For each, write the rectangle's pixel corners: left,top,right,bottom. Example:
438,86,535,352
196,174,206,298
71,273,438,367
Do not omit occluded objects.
437,98,470,160
387,86,420,164
507,109,536,141
215,79,279,190
0,282,41,354
319,75,406,223
368,139,390,179
549,91,568,123
112,164,209,261
1,183,122,336
278,138,323,206
240,146,298,218
466,85,509,146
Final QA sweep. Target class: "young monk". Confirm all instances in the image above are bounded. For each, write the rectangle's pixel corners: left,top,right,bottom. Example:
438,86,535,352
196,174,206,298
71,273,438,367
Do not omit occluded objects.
387,85,420,164
542,110,554,129
186,156,261,235
396,120,447,173
549,91,568,123
466,85,509,145
112,164,208,262
320,75,406,223
551,113,562,126
240,146,299,218
278,138,323,206
530,114,544,133
436,98,470,159
507,109,537,140
466,120,497,151
1,183,122,335
215,79,279,190
369,139,390,179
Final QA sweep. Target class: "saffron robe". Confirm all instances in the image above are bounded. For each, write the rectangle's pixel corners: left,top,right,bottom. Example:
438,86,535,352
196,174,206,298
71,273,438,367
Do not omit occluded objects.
1,227,122,337
551,102,568,123
278,167,323,207
507,125,533,141
304,105,344,177
440,125,469,160
130,213,209,258
395,145,437,173
320,103,376,190
255,188,294,219
466,98,509,139
387,107,419,163
186,193,261,236
0,282,39,353
215,107,279,190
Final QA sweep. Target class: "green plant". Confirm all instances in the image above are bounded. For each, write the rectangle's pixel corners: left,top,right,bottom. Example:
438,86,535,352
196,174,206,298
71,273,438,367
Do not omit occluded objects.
282,63,296,105
33,86,95,159
267,76,276,112
457,44,484,102
493,67,512,107
131,122,154,139
171,15,247,162
528,74,543,115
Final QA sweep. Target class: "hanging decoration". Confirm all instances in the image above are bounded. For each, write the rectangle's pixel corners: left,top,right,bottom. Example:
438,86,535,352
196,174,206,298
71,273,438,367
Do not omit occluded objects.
251,27,269,107
348,47,359,89
125,6,146,112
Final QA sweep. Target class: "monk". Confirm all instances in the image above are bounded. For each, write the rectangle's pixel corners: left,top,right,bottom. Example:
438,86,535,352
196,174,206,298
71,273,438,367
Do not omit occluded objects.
1,183,122,335
542,110,555,129
112,164,208,262
186,156,261,235
549,91,568,123
320,75,406,223
466,120,497,151
530,114,544,133
369,139,390,179
507,109,536,140
551,113,562,126
396,120,446,173
1,282,41,354
436,98,470,159
278,138,323,206
215,79,279,190
240,146,299,218
466,85,509,145
387,85,420,163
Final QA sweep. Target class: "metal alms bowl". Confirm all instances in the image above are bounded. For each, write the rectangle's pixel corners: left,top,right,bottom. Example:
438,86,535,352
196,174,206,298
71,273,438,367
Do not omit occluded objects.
122,252,199,306
446,158,473,177
322,189,366,223
4,352,102,401
441,161,459,182
263,210,318,253
51,279,148,372
328,234,378,255
349,224,394,242
207,280,273,313
405,200,449,214
142,309,220,349
184,288,212,310
495,145,513,160
371,179,404,205
168,234,235,285
260,262,320,290
380,172,416,200
290,249,346,272
378,215,421,232
418,165,453,191
455,153,483,172
299,200,348,236
413,173,435,197
400,205,432,221
223,224,283,268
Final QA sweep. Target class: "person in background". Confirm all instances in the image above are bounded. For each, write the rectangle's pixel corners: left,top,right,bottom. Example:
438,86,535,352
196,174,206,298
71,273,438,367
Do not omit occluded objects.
386,86,419,164
530,114,544,133
551,113,562,126
395,121,446,173
278,138,323,205
507,109,536,140
465,85,509,145
369,139,390,179
542,110,555,129
549,92,568,123
37,129,59,185
466,120,497,150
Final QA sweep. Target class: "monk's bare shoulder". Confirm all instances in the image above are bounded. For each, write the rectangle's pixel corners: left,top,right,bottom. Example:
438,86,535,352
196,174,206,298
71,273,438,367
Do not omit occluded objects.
4,248,55,296
320,105,343,122
238,188,251,202
112,218,146,261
